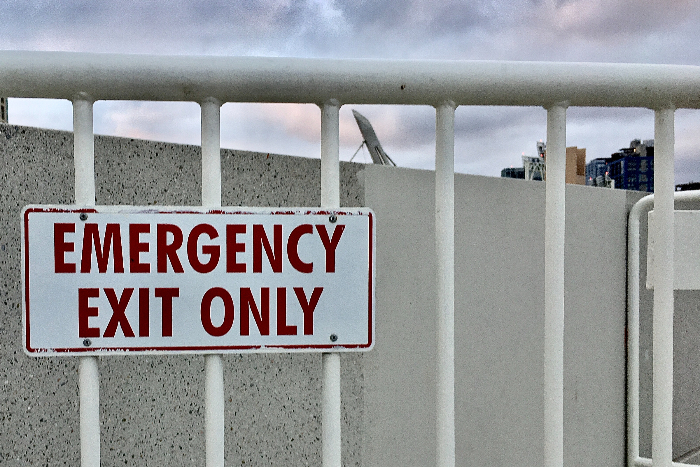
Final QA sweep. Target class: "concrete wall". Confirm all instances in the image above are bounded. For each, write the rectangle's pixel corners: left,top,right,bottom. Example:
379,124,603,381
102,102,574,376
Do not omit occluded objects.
363,166,639,466
2,123,697,466
0,124,365,466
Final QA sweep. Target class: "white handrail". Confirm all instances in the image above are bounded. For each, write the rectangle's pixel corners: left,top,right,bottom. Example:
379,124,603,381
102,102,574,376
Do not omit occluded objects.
628,189,700,467
3,52,700,108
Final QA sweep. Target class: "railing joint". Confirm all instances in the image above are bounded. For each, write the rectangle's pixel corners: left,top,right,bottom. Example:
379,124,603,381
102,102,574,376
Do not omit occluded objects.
543,100,570,111
435,100,457,111
200,96,222,107
72,92,94,104
319,98,341,109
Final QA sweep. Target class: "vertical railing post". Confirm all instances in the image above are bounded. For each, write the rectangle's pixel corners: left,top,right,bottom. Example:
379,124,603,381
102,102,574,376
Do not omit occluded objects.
544,103,567,467
200,97,225,467
627,198,645,467
652,108,675,467
320,99,341,467
435,101,456,467
73,93,100,467
73,95,96,207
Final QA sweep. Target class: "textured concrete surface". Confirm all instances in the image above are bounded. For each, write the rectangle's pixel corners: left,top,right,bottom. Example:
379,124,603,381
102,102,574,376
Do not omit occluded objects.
3,123,699,465
0,124,364,466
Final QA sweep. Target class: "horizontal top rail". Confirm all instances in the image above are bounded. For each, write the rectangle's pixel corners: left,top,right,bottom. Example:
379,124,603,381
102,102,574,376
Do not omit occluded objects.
2,51,700,109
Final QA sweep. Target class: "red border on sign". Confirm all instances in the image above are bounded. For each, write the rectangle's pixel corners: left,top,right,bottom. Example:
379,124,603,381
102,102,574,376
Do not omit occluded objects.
22,206,375,355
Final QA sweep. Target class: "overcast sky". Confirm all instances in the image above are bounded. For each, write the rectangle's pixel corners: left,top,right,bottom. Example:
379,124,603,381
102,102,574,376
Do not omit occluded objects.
4,0,700,183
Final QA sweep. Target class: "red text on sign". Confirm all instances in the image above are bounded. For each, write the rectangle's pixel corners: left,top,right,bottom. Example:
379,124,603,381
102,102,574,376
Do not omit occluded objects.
200,286,324,337
56,222,345,275
78,287,179,338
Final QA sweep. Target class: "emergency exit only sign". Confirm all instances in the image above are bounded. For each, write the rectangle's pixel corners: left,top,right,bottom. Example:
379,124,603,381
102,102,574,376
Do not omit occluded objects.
22,206,374,355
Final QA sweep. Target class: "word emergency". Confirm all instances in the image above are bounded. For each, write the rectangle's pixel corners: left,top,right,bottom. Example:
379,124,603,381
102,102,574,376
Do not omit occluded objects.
54,222,345,275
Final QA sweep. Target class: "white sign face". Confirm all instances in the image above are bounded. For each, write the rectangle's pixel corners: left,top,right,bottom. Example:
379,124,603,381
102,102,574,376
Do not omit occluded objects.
22,206,375,355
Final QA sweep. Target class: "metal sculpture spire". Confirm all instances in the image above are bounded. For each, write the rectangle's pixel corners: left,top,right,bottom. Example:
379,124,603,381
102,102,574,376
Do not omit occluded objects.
352,109,396,166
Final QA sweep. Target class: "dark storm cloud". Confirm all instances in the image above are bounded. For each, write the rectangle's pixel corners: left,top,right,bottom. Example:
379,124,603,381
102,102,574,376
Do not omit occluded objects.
335,0,413,31
2,0,346,56
555,0,697,39
4,1,106,31
339,0,489,35
7,0,700,62
181,0,315,39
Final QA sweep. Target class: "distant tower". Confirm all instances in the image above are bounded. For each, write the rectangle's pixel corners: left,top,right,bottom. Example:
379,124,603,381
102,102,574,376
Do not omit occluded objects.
351,109,396,166
523,156,546,181
524,141,547,180
537,141,546,158
0,98,7,123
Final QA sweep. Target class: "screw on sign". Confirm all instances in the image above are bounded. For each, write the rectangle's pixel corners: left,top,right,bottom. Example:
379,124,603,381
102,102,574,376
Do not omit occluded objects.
22,206,375,355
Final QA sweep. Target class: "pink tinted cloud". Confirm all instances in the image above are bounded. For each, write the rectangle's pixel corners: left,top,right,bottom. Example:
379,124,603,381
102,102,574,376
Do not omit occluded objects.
95,101,200,145
249,103,321,143
534,0,698,40
222,103,403,151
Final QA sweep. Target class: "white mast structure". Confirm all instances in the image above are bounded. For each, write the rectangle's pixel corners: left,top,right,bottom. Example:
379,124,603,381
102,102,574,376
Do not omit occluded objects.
523,141,547,181
523,141,547,180
351,109,397,166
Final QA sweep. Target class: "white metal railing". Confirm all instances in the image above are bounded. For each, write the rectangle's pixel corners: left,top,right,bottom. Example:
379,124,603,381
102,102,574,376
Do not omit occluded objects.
4,51,700,467
628,189,700,467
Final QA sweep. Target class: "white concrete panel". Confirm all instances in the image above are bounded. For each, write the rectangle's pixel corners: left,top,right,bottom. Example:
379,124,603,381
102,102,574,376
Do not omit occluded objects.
361,165,438,467
361,166,629,466
647,210,700,290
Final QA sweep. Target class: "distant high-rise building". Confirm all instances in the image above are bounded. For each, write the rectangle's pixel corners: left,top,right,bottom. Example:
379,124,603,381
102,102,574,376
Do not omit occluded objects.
500,142,585,184
501,167,526,179
586,158,609,185
675,182,700,191
607,153,654,192
564,146,586,185
585,139,654,192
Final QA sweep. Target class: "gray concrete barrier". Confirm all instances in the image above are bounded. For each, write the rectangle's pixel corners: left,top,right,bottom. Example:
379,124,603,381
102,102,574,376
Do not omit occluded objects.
3,123,698,466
